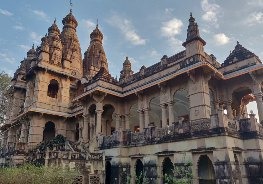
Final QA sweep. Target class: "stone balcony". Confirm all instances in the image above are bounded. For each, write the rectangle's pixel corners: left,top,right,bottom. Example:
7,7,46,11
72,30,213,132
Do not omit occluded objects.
99,113,263,150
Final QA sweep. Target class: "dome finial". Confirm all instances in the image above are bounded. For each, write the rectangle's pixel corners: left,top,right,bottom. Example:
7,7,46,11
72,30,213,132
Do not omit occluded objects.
70,0,73,12
96,18,99,28
54,18,56,24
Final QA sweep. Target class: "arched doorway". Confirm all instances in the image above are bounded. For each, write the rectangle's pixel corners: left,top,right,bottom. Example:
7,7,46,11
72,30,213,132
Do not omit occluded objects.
198,155,216,184
102,104,115,135
163,157,174,183
173,89,189,123
43,122,55,141
130,103,140,132
149,97,162,128
105,161,111,184
135,159,143,184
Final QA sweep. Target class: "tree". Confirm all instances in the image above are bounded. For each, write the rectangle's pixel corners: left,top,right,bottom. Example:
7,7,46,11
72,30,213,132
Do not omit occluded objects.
0,71,11,125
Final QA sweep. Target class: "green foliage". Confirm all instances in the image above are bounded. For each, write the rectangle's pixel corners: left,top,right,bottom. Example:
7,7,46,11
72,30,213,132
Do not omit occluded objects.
164,162,193,184
135,171,151,184
0,164,79,184
0,71,11,124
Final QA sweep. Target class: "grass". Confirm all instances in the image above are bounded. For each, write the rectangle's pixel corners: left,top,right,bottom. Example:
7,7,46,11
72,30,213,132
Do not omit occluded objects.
0,164,79,184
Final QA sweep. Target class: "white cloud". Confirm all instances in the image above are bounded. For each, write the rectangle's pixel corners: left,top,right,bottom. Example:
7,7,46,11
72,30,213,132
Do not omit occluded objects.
201,0,220,26
18,45,31,52
107,14,146,45
0,9,13,16
161,18,184,52
164,8,174,16
161,18,183,37
13,25,24,31
82,19,96,32
247,0,263,7
246,12,263,26
0,53,15,64
30,32,42,44
214,33,230,45
32,10,49,22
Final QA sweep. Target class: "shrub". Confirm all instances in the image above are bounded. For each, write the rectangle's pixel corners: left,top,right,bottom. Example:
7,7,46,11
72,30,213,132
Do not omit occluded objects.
0,164,79,184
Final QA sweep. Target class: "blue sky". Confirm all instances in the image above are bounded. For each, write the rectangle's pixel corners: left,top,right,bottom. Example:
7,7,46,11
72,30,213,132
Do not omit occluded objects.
0,0,262,117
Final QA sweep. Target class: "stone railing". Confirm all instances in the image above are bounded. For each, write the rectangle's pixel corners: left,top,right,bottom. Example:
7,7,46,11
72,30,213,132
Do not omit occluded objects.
99,115,263,149
99,121,192,149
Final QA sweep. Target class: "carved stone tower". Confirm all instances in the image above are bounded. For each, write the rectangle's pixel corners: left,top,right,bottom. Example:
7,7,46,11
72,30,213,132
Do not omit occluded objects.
83,24,109,78
183,13,206,57
120,57,133,82
60,10,82,78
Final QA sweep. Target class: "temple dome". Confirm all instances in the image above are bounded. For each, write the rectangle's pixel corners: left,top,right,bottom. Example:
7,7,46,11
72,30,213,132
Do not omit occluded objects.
62,10,78,29
90,25,103,43
48,20,60,35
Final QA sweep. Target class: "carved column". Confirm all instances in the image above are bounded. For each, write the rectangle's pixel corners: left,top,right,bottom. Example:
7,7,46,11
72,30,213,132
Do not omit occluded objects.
144,108,150,128
125,114,130,130
138,110,144,132
168,101,175,125
254,91,263,124
227,100,234,120
115,114,120,130
83,114,90,142
160,104,167,128
96,102,103,135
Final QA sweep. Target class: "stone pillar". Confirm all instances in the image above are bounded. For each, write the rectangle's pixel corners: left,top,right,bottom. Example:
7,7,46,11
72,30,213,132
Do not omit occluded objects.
254,92,263,124
19,122,29,143
144,108,150,128
168,101,175,125
227,100,234,120
160,104,167,128
96,102,103,135
115,114,120,130
83,114,90,142
218,105,225,128
125,114,130,130
138,110,144,132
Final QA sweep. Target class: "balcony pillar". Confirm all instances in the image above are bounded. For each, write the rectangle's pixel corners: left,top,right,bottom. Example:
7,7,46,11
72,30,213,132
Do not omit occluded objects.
82,114,90,142
138,110,144,132
125,114,130,130
144,108,150,128
96,102,103,135
160,104,167,128
255,92,263,124
168,101,175,125
226,100,234,120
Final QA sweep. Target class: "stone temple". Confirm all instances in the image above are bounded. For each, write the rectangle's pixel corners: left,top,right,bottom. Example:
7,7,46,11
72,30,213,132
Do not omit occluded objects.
0,10,263,184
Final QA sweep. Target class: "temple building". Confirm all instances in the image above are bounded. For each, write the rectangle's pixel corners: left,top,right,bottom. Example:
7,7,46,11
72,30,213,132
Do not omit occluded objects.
0,10,263,184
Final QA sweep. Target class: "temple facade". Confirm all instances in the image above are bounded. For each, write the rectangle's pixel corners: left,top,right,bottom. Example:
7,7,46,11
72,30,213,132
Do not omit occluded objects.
0,11,263,184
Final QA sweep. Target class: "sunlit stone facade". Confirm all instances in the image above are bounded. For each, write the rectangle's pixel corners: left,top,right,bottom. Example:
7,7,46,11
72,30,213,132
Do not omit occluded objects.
0,11,263,184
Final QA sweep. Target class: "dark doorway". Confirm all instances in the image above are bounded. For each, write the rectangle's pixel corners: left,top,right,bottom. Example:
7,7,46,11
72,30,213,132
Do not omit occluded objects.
43,122,55,141
105,161,111,184
163,157,174,183
135,159,143,184
198,155,216,184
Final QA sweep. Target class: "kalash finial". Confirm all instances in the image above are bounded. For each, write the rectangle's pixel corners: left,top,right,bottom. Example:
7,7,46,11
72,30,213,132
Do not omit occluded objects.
70,0,73,13
96,18,99,28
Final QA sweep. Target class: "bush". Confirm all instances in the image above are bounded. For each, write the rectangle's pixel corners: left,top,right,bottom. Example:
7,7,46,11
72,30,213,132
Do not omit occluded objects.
0,164,79,184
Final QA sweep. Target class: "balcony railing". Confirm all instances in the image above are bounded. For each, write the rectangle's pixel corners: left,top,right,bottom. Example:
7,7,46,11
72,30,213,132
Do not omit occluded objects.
99,115,263,149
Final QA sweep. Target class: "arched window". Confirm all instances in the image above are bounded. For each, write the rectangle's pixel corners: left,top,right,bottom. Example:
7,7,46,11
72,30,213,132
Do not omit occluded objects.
47,79,59,98
163,157,174,183
173,89,189,122
105,161,112,184
198,155,215,184
43,121,55,141
135,159,144,183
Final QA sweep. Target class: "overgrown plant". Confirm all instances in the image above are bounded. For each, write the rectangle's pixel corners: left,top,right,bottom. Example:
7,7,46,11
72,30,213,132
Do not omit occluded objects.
164,162,193,184
0,164,79,184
